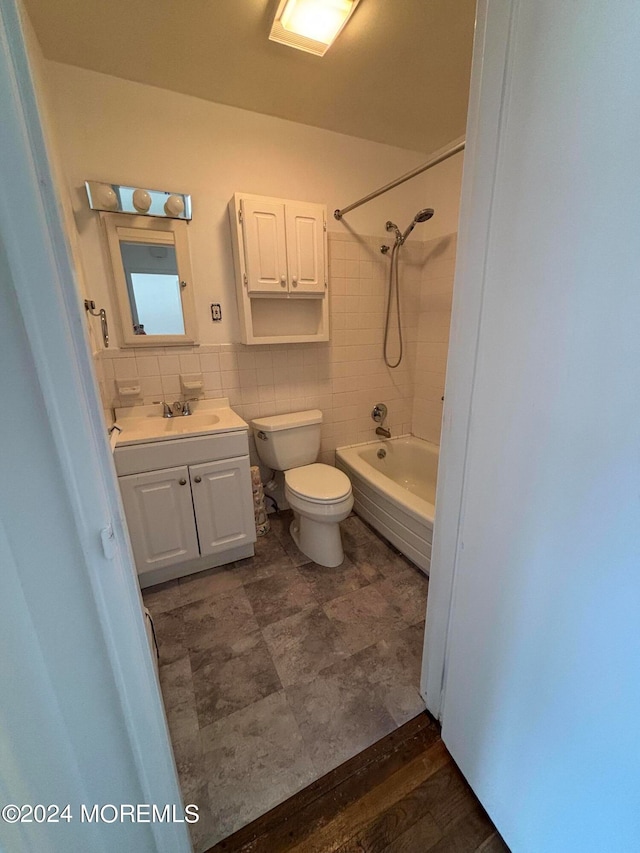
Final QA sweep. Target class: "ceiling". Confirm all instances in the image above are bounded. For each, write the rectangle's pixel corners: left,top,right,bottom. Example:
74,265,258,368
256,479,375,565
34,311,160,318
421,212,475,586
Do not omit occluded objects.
23,0,476,155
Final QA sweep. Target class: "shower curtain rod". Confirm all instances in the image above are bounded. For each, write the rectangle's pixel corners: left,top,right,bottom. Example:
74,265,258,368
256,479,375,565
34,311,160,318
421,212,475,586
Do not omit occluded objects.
334,139,466,220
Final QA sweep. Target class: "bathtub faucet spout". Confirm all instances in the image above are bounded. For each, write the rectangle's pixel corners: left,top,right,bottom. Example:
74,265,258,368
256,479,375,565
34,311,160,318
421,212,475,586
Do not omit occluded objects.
376,426,391,439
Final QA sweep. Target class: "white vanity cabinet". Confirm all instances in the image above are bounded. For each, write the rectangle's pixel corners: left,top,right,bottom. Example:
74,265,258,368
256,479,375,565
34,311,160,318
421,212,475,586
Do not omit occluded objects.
189,458,255,556
229,192,329,344
119,465,200,570
115,429,256,587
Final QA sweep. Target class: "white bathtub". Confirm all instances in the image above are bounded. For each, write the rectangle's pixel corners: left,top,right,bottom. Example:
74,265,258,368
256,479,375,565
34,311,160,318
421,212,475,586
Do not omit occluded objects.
336,436,438,575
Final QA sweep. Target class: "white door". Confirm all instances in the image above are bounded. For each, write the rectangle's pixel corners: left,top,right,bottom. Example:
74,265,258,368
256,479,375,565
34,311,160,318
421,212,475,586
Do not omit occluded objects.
2,5,189,844
241,198,288,294
427,2,640,852
190,456,256,556
119,466,199,573
285,202,325,294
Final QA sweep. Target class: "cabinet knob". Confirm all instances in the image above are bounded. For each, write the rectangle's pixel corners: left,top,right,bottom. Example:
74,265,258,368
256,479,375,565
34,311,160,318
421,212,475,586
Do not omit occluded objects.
194,475,202,483
280,275,287,287
292,276,298,287
179,478,187,485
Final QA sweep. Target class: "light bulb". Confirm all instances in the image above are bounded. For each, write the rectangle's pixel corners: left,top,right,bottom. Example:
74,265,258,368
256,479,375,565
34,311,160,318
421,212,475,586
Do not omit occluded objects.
281,0,353,45
132,189,151,213
95,183,118,210
164,194,185,217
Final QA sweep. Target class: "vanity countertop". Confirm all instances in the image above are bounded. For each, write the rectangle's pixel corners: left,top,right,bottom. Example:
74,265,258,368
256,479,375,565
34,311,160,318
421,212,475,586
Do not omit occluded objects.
112,398,248,447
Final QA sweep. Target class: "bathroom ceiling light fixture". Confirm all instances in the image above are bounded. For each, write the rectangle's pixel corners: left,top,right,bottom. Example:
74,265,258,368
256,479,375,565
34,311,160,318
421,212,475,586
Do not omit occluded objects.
269,0,360,56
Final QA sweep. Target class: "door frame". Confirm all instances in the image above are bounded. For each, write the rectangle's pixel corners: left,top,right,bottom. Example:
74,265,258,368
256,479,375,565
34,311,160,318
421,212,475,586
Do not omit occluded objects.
0,2,191,849
421,0,515,720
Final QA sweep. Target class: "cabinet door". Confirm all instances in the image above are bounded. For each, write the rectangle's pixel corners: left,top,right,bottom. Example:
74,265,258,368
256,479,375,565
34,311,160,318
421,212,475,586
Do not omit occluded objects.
285,203,326,294
119,466,199,575
190,456,256,557
241,198,288,294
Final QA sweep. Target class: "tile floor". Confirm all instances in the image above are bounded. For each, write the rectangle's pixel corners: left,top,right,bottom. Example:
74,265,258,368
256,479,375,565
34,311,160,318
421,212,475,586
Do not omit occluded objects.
143,511,429,852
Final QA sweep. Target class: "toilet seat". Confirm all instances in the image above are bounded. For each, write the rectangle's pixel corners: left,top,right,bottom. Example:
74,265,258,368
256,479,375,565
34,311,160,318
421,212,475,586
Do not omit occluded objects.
285,463,352,504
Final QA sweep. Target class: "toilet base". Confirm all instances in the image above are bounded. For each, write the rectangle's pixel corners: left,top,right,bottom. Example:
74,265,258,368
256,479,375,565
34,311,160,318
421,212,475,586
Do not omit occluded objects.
290,514,345,568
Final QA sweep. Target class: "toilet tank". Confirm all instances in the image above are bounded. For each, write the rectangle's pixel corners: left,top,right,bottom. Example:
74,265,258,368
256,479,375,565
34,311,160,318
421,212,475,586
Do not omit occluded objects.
250,410,322,470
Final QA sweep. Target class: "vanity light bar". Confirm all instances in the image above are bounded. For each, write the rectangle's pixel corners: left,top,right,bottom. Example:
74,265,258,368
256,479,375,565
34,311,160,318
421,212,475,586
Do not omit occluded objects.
85,181,192,220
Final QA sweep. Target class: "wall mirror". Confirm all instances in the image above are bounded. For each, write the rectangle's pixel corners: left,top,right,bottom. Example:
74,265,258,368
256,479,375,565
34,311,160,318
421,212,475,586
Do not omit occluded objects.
102,213,197,347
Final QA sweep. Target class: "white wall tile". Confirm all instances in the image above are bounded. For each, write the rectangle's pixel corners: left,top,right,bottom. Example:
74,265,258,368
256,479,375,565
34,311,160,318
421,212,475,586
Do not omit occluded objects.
199,353,220,373
179,354,200,374
257,366,274,386
113,358,137,380
139,376,163,399
97,231,457,455
237,351,256,370
161,375,181,396
221,370,240,390
219,351,238,371
136,356,160,377
158,354,180,374
203,372,222,392
258,385,275,403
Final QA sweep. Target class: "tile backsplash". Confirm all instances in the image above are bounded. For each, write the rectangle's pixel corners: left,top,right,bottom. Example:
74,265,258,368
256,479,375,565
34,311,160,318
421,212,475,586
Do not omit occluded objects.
94,231,457,463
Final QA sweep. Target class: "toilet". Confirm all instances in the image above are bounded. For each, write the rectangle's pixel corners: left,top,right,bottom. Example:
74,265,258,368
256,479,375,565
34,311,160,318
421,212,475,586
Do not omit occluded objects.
250,410,353,568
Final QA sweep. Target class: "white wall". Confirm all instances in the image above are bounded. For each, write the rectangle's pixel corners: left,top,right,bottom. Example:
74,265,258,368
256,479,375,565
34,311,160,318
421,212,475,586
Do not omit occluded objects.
416,150,463,241
44,60,464,457
19,8,100,351
1,3,189,849
431,1,640,851
45,61,453,348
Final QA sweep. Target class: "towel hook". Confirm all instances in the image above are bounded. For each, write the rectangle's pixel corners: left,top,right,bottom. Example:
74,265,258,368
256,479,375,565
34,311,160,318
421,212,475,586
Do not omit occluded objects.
84,299,109,348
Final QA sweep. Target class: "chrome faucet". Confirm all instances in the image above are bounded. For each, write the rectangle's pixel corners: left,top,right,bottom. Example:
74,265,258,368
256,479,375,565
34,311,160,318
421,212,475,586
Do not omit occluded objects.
172,399,198,416
372,403,390,438
160,401,173,418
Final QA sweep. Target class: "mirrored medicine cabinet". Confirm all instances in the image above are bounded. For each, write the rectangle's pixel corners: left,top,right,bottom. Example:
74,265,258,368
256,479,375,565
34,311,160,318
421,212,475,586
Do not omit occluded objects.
102,213,197,347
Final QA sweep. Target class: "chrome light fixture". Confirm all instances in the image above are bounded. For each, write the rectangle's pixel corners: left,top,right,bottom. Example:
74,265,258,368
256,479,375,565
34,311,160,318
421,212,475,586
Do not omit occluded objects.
85,181,192,220
269,0,360,56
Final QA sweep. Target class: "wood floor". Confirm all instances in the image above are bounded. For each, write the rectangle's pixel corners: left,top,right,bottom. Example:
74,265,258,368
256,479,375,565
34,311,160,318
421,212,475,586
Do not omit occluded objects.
206,712,509,853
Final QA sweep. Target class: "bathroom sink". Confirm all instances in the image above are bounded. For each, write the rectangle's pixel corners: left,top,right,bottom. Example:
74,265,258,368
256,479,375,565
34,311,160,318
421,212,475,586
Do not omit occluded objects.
160,412,220,433
112,399,248,446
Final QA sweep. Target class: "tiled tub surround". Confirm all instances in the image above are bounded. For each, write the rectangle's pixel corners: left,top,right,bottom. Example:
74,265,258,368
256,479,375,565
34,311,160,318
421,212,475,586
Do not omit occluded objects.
93,231,457,460
143,511,428,851
411,232,457,445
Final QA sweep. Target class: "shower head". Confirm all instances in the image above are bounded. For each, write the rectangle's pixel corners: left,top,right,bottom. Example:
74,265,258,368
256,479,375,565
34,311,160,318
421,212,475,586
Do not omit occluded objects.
401,208,435,242
414,208,435,223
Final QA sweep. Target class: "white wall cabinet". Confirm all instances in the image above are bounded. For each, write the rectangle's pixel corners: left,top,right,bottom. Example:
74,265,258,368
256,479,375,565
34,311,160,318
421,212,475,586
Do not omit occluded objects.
285,203,325,294
115,431,256,586
230,192,329,344
241,197,289,295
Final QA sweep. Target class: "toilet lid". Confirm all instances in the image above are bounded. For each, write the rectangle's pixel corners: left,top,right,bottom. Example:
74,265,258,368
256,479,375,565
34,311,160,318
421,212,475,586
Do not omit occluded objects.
285,464,352,503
